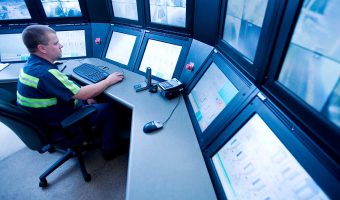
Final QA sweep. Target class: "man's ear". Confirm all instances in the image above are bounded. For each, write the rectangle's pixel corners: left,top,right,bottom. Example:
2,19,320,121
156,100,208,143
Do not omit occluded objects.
37,44,47,54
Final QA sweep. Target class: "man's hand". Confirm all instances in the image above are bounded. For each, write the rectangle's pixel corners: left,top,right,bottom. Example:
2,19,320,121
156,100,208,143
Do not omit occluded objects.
105,72,124,85
73,72,124,100
87,98,97,105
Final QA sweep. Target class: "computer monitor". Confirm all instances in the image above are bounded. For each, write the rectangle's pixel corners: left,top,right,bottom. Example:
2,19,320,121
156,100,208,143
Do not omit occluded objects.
185,52,257,148
204,96,339,200
0,0,31,20
134,32,190,81
148,0,186,27
222,0,269,62
40,0,82,18
56,29,86,58
103,25,143,70
0,33,29,62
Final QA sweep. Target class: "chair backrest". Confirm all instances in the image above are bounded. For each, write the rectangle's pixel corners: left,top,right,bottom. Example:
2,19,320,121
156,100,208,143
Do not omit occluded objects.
0,88,47,151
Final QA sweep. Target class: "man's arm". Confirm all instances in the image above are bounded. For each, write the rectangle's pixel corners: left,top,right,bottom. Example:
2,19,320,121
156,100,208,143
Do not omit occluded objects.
73,72,124,100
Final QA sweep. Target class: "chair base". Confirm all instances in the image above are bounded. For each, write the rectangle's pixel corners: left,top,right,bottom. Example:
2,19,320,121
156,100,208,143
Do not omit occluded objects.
38,148,91,188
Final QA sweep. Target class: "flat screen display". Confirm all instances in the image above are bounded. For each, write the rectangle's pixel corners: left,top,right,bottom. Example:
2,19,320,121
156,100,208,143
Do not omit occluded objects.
223,0,269,61
139,39,182,80
111,0,138,20
0,33,29,62
41,0,82,18
149,0,186,27
188,62,238,132
278,0,340,128
56,30,86,58
105,31,136,66
0,0,31,20
212,114,329,200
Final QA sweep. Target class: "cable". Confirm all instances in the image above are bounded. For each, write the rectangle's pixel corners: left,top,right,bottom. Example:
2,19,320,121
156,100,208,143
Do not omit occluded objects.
162,96,181,126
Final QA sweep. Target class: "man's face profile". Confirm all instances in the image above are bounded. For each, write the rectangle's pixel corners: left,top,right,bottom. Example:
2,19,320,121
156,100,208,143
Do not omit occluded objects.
42,32,63,61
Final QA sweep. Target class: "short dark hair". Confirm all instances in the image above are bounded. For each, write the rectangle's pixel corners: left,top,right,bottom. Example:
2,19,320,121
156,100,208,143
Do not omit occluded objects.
22,25,56,53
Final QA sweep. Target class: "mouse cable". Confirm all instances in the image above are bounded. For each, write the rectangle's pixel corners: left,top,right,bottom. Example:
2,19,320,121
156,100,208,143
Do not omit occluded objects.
162,96,181,126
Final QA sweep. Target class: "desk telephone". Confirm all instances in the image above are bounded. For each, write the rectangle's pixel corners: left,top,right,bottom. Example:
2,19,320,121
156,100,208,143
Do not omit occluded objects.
159,78,183,99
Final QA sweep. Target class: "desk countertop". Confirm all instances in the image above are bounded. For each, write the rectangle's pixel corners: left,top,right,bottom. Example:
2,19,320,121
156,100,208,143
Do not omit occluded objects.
0,58,217,200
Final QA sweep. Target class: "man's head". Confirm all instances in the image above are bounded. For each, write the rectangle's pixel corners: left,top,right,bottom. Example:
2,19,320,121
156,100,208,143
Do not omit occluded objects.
22,25,63,63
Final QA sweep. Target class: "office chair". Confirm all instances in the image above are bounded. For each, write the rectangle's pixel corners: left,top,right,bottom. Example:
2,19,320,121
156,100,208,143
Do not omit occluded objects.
0,88,98,188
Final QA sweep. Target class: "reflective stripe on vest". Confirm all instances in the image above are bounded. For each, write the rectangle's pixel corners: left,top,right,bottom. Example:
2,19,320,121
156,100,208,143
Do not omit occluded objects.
17,92,57,108
19,69,39,88
48,69,80,95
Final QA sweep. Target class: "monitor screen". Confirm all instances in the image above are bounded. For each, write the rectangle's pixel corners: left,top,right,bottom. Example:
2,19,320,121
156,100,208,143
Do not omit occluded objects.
222,0,269,61
149,0,186,27
139,39,182,80
111,0,138,21
41,0,82,18
105,31,136,66
56,30,86,58
0,0,31,20
0,33,29,62
212,114,329,199
188,62,239,132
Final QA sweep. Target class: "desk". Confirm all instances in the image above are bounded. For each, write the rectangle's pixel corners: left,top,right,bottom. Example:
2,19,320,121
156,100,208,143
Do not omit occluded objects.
0,58,217,200
0,63,24,83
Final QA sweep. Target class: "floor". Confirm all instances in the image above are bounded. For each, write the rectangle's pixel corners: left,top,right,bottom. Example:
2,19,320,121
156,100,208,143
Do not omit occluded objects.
0,122,25,161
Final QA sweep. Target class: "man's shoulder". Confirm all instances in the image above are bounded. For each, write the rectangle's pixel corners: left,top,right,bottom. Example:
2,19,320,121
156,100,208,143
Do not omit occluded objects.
23,64,50,78
24,57,54,78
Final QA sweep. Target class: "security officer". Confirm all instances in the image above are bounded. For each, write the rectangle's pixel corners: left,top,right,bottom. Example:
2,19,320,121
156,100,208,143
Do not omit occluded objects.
17,25,124,160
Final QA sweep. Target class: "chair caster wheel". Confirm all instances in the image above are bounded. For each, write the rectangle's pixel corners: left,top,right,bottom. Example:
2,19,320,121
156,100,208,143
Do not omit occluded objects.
39,179,48,187
84,174,91,182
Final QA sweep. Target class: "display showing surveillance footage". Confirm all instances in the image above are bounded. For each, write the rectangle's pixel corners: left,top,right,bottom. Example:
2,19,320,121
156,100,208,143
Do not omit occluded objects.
41,0,82,18
111,0,138,20
149,0,186,27
222,0,268,62
0,0,31,20
278,0,340,127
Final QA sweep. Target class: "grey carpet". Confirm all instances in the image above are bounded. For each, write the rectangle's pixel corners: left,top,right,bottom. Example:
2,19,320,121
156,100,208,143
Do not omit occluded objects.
0,147,128,200
0,122,25,160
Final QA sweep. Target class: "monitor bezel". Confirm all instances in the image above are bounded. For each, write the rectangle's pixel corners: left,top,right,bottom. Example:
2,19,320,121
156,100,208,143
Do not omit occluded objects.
184,51,257,149
133,31,191,81
203,96,340,200
49,23,92,59
101,24,144,71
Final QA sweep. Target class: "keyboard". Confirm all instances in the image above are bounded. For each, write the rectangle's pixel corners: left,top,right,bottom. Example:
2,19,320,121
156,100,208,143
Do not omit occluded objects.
73,63,109,83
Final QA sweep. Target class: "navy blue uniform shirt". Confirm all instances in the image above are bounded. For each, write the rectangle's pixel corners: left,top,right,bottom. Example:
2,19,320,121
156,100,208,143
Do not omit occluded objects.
17,55,81,127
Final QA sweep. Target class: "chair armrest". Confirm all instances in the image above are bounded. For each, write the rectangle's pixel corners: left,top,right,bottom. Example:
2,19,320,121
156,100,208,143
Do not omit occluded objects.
61,106,97,129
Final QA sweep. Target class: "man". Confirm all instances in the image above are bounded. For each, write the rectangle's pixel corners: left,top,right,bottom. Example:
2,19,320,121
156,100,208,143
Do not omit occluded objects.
17,25,124,159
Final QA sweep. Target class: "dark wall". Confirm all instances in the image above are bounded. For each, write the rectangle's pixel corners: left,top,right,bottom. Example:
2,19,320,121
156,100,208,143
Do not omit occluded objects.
193,0,220,46
85,0,111,23
91,23,111,58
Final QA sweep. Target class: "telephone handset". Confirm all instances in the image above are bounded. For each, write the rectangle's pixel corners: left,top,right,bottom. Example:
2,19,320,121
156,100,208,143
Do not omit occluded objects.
158,78,183,91
134,67,152,92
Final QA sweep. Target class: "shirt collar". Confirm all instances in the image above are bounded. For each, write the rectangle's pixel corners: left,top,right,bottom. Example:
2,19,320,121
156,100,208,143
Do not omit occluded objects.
28,54,58,70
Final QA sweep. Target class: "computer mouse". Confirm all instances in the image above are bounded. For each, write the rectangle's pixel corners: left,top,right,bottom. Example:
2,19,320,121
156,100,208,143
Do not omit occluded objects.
148,84,158,93
143,121,163,133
